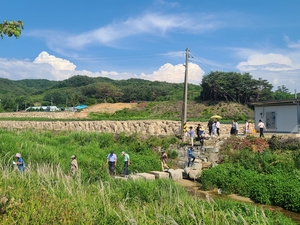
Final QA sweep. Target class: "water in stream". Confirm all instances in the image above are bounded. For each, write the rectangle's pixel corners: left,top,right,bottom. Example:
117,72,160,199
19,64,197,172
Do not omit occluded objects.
177,179,300,224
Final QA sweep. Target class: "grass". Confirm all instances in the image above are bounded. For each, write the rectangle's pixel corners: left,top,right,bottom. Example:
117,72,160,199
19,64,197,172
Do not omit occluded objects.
0,165,295,224
0,129,296,224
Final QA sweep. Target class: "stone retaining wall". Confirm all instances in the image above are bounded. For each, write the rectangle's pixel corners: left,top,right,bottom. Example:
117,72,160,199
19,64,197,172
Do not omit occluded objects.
0,118,235,136
0,112,75,119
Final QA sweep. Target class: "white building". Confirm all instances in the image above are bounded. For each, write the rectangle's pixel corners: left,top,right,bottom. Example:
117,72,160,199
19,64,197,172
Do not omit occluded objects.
25,106,61,112
250,99,300,133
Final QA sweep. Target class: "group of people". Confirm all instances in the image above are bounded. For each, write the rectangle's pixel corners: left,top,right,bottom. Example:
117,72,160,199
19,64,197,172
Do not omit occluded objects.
207,119,221,139
13,119,267,176
244,119,267,137
13,151,131,177
106,151,130,176
186,117,267,148
230,120,239,135
187,119,221,147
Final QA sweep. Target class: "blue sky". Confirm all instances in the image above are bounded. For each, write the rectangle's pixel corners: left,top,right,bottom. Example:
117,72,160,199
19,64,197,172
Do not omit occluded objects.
1,0,300,92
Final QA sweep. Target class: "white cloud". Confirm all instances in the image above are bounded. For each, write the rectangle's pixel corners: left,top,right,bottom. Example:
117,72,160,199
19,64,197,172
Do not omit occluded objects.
236,53,293,71
33,51,76,71
236,52,300,92
27,12,224,53
0,51,204,85
284,35,300,49
140,63,204,84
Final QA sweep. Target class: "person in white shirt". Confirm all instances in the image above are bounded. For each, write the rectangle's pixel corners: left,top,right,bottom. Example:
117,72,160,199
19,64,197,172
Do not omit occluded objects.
257,119,267,138
210,122,217,139
235,120,239,135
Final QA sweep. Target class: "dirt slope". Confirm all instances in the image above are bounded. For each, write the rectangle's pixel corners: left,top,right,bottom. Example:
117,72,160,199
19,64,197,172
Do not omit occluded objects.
72,103,137,118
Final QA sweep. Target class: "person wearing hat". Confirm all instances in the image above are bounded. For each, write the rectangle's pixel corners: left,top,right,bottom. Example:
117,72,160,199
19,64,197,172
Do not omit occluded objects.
70,154,78,176
160,150,169,171
107,151,117,176
198,125,206,148
14,153,25,172
121,151,130,176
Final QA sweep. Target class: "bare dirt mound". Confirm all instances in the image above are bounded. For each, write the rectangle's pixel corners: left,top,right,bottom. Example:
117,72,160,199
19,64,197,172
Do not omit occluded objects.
72,103,138,118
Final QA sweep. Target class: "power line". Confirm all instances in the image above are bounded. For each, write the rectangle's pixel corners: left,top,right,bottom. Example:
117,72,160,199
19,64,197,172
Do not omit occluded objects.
188,51,215,73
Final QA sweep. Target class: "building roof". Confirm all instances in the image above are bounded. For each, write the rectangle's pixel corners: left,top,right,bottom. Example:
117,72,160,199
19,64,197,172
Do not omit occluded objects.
248,98,300,106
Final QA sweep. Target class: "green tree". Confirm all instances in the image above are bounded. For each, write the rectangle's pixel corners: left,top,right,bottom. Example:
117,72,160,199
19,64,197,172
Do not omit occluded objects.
81,82,123,102
200,71,273,103
0,20,24,38
273,85,294,100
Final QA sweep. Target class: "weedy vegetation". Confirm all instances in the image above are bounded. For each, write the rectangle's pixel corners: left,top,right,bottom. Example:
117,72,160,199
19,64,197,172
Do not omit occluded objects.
0,129,296,224
200,136,300,213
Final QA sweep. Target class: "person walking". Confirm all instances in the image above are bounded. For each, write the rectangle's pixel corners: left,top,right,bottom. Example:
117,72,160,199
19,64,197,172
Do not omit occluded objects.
188,126,195,147
230,120,236,135
235,120,239,135
70,154,78,177
207,119,213,138
121,151,130,176
211,121,217,139
160,150,169,171
257,119,267,138
196,124,201,141
14,153,25,172
198,125,206,148
248,120,254,135
216,119,221,137
187,147,196,167
107,151,117,176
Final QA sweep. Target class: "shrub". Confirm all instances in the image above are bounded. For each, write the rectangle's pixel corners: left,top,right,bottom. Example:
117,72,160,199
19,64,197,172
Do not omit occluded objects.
268,135,300,151
221,136,269,153
200,163,300,212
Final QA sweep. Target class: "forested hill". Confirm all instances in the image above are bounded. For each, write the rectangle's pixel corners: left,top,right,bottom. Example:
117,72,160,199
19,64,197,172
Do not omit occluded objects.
0,75,201,111
0,78,56,96
0,72,296,112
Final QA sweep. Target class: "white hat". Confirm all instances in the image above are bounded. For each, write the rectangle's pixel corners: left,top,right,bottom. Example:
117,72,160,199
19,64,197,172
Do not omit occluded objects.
121,151,125,155
15,153,21,158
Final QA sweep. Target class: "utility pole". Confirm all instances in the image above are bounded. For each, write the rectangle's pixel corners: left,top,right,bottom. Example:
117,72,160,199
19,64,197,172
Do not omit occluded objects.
181,48,189,139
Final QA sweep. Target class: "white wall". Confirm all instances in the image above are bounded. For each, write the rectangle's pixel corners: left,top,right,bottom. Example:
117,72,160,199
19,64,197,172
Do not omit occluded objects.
255,105,298,133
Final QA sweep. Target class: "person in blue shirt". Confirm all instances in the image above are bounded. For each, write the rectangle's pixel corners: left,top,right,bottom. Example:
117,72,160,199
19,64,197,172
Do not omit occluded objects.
187,147,196,167
14,153,25,172
188,126,195,147
107,151,117,176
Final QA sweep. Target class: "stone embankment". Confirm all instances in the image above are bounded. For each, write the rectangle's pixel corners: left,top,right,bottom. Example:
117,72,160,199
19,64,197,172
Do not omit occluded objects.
0,120,236,136
0,112,76,119
0,112,237,136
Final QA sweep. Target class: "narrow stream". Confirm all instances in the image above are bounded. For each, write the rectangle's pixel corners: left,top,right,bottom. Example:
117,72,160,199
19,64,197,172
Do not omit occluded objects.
177,179,300,224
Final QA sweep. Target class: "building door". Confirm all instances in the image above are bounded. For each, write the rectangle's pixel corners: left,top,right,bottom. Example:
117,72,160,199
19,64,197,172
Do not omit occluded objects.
266,111,276,130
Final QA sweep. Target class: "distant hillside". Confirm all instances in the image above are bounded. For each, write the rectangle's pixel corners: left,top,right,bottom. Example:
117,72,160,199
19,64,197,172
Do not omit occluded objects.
0,78,56,98
0,75,201,112
0,74,292,114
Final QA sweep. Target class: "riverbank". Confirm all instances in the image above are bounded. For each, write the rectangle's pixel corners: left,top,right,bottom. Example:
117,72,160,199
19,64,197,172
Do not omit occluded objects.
176,179,300,224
